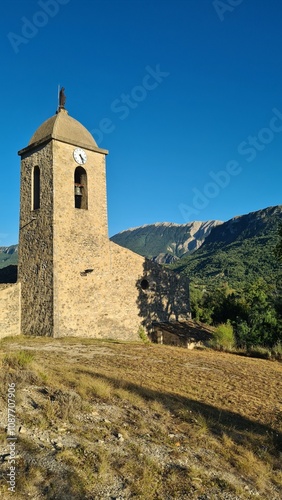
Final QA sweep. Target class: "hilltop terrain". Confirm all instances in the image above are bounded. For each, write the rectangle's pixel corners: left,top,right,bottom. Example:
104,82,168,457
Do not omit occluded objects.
0,336,282,499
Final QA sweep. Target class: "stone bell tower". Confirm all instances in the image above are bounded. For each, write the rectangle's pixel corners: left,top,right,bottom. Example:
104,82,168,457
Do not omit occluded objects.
18,91,109,337
17,90,190,340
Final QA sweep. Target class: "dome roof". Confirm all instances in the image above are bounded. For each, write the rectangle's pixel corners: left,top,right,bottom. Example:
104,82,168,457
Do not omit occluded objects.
28,108,98,149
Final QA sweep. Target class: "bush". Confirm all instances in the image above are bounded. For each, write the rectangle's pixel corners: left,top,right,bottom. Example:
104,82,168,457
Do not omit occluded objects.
138,326,150,344
271,342,282,361
247,346,272,360
210,322,235,351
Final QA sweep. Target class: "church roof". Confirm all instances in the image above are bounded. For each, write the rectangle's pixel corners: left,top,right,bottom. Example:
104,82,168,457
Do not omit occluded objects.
28,108,98,150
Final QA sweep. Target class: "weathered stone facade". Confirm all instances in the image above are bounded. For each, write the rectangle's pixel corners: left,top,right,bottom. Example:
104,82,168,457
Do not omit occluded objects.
0,284,20,338
0,104,190,340
18,142,54,336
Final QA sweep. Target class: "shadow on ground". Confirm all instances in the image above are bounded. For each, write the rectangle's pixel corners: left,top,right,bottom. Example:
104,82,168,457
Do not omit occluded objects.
79,369,282,456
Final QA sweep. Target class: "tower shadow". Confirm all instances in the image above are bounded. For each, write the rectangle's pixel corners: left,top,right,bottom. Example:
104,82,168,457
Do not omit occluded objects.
77,368,282,455
136,259,190,332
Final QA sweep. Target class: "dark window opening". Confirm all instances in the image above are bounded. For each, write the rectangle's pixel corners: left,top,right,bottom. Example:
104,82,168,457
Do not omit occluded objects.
141,279,150,290
33,166,40,210
74,167,88,209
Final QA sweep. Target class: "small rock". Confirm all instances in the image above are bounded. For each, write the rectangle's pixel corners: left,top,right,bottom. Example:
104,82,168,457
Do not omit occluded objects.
18,426,26,434
117,433,124,442
51,439,63,450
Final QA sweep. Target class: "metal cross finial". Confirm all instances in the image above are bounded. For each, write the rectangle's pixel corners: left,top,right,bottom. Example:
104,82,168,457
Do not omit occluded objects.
58,86,66,110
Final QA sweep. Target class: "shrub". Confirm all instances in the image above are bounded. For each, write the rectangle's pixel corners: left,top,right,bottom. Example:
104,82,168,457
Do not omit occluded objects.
138,326,150,344
247,346,272,360
210,322,235,351
271,342,282,361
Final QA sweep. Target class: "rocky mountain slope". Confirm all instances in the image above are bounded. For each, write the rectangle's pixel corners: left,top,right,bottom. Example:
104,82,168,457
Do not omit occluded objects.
0,245,18,269
171,205,282,287
111,220,222,264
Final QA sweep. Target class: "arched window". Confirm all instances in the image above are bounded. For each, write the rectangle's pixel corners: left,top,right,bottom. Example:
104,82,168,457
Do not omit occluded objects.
33,166,40,210
74,167,88,209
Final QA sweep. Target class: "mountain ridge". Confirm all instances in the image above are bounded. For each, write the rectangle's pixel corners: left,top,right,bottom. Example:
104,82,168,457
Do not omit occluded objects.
111,219,223,263
171,204,282,288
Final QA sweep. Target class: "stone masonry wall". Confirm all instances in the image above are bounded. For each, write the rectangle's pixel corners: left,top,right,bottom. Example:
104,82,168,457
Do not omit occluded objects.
0,283,20,339
18,142,54,336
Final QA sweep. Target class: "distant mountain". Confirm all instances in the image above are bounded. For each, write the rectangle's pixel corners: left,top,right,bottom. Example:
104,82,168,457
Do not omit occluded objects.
171,205,282,288
111,206,282,288
0,245,18,269
110,220,222,264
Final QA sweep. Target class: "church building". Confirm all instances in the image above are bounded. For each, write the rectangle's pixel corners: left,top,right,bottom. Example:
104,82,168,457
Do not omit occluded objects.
0,92,190,340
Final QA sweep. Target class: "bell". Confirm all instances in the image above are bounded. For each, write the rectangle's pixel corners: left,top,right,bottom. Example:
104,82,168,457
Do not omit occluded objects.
75,185,82,196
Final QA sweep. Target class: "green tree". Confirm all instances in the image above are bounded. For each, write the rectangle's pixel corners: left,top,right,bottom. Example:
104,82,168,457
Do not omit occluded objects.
190,279,281,349
275,223,282,261
189,284,213,324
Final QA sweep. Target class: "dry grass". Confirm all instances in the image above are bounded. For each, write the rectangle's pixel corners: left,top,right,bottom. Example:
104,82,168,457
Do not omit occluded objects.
0,336,282,499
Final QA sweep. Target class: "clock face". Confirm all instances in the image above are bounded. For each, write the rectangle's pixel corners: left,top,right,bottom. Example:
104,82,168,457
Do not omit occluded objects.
73,148,87,165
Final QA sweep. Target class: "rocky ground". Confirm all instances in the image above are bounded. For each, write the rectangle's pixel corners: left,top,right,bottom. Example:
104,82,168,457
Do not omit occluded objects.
1,338,282,499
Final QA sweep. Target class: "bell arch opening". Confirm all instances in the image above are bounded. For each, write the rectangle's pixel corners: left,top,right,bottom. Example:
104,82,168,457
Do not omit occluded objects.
33,165,40,210
74,167,88,209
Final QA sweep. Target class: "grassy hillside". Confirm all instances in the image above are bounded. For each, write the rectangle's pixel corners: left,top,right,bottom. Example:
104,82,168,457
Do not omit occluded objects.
172,235,280,288
1,337,282,499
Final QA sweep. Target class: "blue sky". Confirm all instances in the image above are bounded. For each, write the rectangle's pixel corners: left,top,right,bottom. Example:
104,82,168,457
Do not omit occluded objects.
1,0,282,246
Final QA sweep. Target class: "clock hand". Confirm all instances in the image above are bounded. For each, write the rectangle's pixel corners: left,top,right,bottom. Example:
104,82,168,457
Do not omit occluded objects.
80,154,84,163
